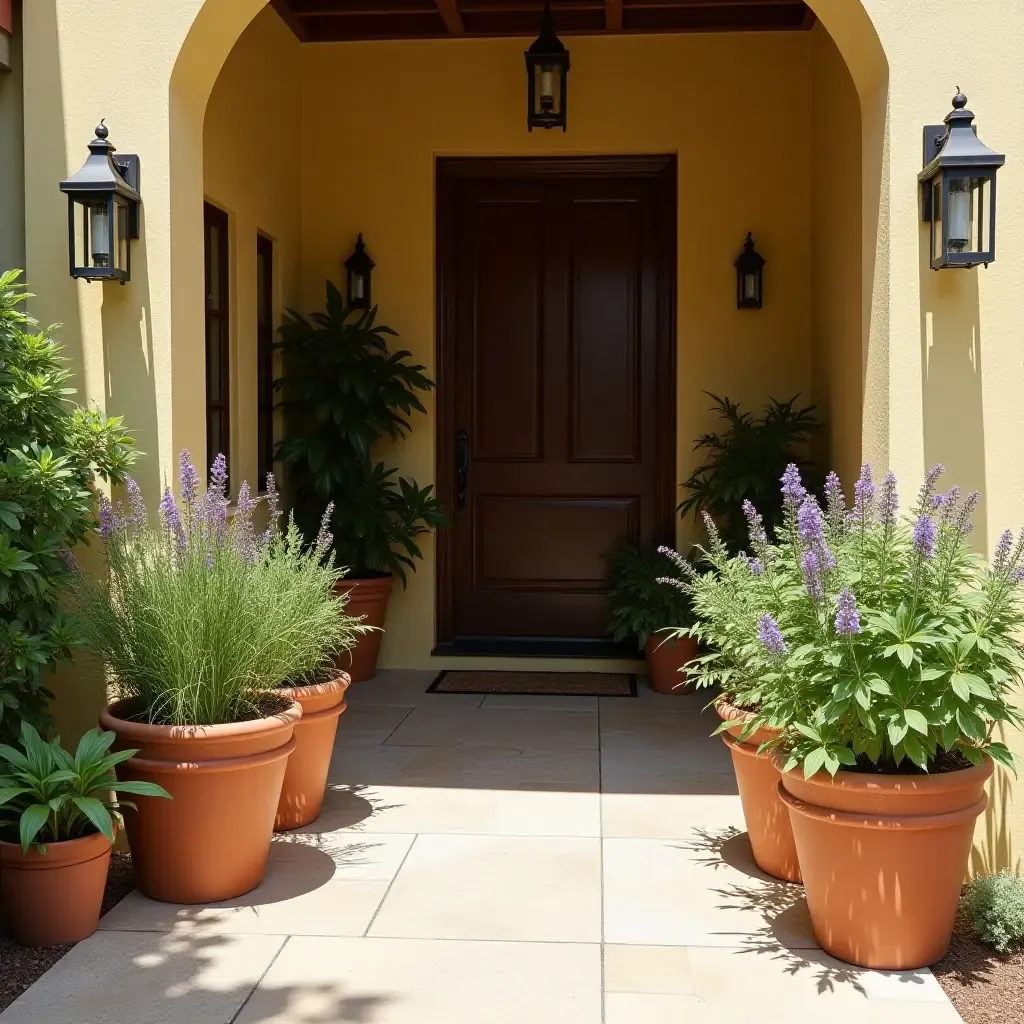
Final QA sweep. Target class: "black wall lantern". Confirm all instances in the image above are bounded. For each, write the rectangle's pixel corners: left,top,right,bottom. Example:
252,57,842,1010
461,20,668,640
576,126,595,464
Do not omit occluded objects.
344,233,375,309
919,90,1005,270
734,232,765,309
58,121,141,284
525,6,569,132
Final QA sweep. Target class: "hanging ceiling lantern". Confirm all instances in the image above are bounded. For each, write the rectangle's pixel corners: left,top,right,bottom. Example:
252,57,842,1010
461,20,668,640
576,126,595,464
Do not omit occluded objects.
918,89,1005,270
525,6,569,132
58,121,142,284
734,232,765,309
344,233,375,309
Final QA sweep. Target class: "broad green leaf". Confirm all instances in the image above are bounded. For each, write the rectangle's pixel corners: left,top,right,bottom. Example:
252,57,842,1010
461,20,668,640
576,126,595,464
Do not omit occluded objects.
803,747,828,779
888,720,909,746
896,645,916,669
19,803,50,852
903,709,929,735
71,796,114,843
111,780,171,800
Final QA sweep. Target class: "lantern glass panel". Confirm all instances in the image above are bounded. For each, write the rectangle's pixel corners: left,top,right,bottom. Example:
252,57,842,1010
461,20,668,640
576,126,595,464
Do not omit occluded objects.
115,200,130,274
350,268,366,302
89,200,112,269
742,272,758,303
946,177,974,253
932,180,943,264
533,61,562,118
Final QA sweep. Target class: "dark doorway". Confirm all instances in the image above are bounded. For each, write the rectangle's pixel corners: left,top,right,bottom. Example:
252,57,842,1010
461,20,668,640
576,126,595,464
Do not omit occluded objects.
435,156,676,657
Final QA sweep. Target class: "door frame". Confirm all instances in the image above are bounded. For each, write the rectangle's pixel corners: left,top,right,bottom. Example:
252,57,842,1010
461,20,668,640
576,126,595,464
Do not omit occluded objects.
434,155,678,653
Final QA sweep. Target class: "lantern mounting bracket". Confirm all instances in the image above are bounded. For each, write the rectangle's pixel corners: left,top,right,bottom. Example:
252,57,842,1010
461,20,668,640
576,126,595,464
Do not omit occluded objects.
115,155,142,238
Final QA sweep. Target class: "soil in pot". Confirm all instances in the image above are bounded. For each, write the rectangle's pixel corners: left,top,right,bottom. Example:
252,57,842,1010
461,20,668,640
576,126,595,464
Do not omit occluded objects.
0,831,112,947
275,670,350,831
644,634,700,695
336,575,392,682
716,699,801,884
98,696,300,905
777,755,993,970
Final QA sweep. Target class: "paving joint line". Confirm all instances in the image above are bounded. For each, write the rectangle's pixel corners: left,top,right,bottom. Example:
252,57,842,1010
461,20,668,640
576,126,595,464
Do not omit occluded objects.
228,934,290,1024
362,832,420,937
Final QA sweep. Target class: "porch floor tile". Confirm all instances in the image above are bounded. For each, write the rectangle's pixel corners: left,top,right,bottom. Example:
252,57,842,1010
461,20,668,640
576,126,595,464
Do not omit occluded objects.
0,669,966,1024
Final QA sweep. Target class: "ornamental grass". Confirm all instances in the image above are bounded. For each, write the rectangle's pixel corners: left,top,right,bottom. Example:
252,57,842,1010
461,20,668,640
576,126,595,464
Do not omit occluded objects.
74,452,362,727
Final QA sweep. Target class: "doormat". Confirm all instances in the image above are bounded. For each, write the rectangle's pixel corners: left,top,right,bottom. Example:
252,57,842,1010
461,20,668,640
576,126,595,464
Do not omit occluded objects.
428,671,637,697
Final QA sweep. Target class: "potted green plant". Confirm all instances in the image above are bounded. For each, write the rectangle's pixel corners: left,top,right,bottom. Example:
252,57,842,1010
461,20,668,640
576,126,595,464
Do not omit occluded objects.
678,392,819,552
75,452,354,904
689,462,1023,969
275,282,446,681
0,721,169,946
0,270,135,744
606,541,697,694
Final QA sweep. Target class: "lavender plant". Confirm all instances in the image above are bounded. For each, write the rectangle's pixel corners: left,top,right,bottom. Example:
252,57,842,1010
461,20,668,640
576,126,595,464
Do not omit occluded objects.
664,463,1023,778
73,452,362,726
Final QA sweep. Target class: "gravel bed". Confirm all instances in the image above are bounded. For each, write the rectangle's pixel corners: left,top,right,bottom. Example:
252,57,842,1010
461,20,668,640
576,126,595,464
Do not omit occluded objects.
0,851,136,1013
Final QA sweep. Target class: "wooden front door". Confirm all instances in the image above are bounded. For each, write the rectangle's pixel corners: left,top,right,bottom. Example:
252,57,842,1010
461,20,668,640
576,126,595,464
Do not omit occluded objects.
436,157,676,656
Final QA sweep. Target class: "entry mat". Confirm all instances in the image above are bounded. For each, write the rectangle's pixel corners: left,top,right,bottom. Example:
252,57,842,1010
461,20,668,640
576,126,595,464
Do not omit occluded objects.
428,670,637,697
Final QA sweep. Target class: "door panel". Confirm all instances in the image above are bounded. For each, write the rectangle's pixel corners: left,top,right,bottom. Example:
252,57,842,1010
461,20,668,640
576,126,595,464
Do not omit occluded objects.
437,158,675,647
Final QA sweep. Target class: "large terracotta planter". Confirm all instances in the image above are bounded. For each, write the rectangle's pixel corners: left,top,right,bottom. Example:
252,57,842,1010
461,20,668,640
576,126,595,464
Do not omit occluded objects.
715,699,801,883
644,634,700,694
336,575,393,682
777,755,993,969
0,831,112,946
99,698,300,905
274,671,350,831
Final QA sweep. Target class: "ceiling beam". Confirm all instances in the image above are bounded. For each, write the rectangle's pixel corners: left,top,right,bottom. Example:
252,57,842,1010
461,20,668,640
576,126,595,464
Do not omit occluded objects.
605,0,622,31
435,0,466,31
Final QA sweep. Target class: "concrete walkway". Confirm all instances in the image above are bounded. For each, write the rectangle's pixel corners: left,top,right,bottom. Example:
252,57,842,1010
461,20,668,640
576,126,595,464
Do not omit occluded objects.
1,671,965,1023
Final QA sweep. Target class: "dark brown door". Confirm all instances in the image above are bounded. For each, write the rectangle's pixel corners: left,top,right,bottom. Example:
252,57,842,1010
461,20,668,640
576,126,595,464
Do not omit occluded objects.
436,157,675,654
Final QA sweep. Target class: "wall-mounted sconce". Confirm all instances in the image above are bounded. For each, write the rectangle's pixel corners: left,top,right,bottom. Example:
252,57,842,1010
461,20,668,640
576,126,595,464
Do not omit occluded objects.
344,233,375,309
525,4,569,132
919,90,1005,270
734,232,765,309
58,121,141,284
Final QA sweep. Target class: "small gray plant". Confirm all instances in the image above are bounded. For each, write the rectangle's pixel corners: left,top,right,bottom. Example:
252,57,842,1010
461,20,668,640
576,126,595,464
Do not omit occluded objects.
964,871,1024,954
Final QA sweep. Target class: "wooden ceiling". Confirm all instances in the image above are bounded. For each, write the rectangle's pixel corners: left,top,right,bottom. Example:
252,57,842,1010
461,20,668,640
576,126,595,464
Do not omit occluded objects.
272,0,815,43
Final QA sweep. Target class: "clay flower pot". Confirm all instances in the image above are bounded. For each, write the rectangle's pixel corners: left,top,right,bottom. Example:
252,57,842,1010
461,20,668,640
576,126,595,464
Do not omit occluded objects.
274,671,350,831
644,634,700,695
0,831,112,946
98,697,300,905
715,699,801,883
336,575,393,681
777,754,993,969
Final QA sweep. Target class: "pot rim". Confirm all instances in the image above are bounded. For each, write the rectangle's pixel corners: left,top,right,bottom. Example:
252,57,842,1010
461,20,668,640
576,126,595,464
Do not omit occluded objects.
276,669,351,701
772,751,994,793
0,829,113,867
715,696,758,724
99,696,301,742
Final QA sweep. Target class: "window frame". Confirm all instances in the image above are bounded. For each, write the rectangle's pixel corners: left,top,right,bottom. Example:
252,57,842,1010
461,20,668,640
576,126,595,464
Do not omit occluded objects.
203,201,231,490
256,232,275,489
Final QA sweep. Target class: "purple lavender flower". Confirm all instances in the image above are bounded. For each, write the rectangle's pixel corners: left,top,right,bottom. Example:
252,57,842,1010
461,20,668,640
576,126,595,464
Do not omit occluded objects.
834,587,861,636
797,496,826,547
959,491,982,537
993,529,1014,574
97,493,116,539
824,471,843,507
781,464,806,508
159,486,187,554
314,501,336,556
940,486,961,526
880,472,899,527
824,471,846,533
758,614,787,657
59,548,78,572
1011,566,1024,585
125,476,147,530
916,464,945,512
801,548,824,601
742,499,768,548
912,514,938,559
209,453,228,495
931,494,946,511
748,557,765,576
179,450,199,511
852,464,875,523
262,472,280,546
233,481,260,564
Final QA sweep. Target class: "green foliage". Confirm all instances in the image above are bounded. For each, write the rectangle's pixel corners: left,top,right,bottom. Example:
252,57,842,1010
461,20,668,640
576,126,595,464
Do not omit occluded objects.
665,465,1024,778
73,453,363,727
0,270,136,743
678,393,820,551
964,871,1024,954
274,282,446,584
606,541,694,650
0,719,169,853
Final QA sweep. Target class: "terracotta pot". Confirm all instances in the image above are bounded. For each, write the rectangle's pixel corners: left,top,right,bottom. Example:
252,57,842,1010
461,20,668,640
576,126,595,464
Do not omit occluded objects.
274,671,350,831
98,698,300,905
0,831,112,946
777,755,993,969
336,575,393,682
715,699,801,883
644,634,700,694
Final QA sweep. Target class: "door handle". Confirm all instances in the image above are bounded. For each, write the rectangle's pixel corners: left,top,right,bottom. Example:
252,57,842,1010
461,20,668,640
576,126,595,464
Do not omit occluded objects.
456,429,469,510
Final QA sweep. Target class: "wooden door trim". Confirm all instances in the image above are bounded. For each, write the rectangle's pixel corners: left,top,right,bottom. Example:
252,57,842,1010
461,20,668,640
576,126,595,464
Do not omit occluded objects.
434,154,677,650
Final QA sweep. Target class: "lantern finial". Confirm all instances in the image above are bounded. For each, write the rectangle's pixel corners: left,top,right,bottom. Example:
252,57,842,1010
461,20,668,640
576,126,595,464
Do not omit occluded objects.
952,89,967,110
95,120,109,140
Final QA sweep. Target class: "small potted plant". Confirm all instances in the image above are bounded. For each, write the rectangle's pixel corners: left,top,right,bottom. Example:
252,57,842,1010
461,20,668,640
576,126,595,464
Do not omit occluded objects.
721,463,1021,969
274,283,446,681
606,541,697,694
0,721,169,946
75,453,353,904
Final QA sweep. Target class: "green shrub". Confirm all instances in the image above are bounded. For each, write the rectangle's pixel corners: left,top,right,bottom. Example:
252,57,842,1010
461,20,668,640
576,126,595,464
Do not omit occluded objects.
73,452,363,726
0,270,136,743
964,871,1024,954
